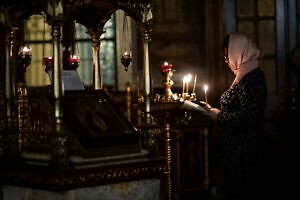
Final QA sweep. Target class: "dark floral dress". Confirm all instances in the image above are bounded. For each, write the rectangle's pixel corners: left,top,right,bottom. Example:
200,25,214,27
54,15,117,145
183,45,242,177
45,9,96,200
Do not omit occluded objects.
216,68,267,197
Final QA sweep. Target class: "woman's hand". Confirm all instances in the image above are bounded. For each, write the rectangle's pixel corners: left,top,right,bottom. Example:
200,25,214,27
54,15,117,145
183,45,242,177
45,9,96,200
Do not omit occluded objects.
202,105,220,122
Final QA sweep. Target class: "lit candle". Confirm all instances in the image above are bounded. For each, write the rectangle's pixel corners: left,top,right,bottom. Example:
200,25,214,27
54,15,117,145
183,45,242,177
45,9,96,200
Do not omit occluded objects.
161,61,172,72
192,74,197,94
182,76,186,95
204,84,208,104
22,46,31,54
70,55,80,62
186,74,192,94
43,56,53,63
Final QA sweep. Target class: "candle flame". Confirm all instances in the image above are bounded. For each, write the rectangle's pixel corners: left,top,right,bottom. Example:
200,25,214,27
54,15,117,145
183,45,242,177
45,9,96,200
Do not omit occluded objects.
186,74,192,83
183,76,187,83
204,84,208,92
23,46,31,52
164,61,168,65
172,94,178,100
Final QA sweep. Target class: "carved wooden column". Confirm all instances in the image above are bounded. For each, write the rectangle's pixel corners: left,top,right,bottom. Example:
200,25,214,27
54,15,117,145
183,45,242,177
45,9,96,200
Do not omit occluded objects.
164,120,173,200
4,27,18,130
141,4,153,116
1,6,18,130
46,0,68,167
92,34,102,90
0,7,20,161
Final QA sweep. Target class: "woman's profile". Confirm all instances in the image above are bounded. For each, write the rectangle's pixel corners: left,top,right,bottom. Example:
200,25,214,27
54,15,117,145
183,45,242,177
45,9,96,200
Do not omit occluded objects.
204,32,267,200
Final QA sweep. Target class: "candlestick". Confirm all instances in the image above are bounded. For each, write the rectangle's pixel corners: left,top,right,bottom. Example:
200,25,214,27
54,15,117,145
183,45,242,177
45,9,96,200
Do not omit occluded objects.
204,84,208,104
18,46,32,72
161,61,173,72
182,76,186,96
161,61,175,99
192,74,197,94
186,74,192,94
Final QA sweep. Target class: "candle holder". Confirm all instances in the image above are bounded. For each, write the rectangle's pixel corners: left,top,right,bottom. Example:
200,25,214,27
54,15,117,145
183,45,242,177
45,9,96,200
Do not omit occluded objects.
161,62,175,100
65,55,80,70
43,57,54,72
121,51,132,72
18,46,32,73
43,56,80,72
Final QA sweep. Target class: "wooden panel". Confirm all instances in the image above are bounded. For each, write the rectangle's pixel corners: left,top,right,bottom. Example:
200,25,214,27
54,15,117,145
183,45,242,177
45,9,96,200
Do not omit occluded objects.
259,20,275,54
261,58,277,93
258,0,275,16
236,0,254,17
237,21,254,38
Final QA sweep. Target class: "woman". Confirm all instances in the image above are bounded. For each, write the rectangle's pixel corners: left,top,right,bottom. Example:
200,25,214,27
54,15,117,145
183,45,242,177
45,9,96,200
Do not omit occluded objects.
204,32,267,199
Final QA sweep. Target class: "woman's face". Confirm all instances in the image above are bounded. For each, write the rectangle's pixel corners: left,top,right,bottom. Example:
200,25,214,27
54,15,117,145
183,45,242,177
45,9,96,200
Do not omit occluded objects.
223,48,235,72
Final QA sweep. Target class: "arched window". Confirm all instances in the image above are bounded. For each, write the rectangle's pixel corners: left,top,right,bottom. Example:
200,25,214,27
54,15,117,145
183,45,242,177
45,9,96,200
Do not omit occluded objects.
74,14,116,88
24,13,116,88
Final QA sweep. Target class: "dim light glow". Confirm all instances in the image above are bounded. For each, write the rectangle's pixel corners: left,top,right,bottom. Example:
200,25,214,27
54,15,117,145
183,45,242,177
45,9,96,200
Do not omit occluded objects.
204,84,208,93
22,46,31,52
186,74,192,83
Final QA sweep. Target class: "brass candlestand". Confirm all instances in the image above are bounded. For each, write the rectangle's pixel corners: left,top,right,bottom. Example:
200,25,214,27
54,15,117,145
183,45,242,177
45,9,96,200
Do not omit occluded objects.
160,62,177,101
164,68,175,98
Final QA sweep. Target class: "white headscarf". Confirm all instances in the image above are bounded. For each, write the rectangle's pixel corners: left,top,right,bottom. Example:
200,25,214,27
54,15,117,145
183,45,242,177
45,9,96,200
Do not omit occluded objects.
228,32,264,87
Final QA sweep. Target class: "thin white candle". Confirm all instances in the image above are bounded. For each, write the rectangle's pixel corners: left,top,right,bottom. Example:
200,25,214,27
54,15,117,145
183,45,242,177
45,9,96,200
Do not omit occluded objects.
182,76,187,95
204,84,208,104
186,74,192,94
192,74,197,94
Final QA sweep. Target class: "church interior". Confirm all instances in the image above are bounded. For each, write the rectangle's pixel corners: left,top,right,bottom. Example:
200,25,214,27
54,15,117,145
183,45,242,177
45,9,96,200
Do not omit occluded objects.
0,0,299,199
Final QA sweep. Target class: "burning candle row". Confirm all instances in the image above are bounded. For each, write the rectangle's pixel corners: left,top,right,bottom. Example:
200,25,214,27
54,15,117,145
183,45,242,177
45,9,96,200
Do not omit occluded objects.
182,74,208,104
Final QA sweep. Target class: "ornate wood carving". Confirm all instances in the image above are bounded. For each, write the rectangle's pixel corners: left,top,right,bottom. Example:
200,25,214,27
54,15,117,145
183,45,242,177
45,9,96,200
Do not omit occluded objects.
0,159,166,191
